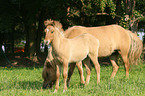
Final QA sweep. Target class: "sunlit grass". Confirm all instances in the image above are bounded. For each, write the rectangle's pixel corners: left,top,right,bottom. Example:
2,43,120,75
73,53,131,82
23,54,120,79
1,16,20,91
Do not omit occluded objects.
0,64,145,96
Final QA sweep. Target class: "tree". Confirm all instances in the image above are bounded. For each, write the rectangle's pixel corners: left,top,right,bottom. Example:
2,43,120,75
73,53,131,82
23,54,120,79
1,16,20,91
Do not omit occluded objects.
1,0,144,62
66,0,116,26
115,0,145,32
0,0,21,53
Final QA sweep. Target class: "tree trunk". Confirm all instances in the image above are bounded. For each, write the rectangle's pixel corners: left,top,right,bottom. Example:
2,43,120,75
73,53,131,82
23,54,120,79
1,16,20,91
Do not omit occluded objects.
115,0,122,23
130,17,138,33
11,31,14,53
25,22,37,58
29,23,37,58
80,7,85,25
36,8,46,54
130,0,138,33
125,0,138,32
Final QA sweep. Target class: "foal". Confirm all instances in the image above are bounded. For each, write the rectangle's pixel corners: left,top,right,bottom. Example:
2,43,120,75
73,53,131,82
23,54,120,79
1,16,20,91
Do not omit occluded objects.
44,25,100,92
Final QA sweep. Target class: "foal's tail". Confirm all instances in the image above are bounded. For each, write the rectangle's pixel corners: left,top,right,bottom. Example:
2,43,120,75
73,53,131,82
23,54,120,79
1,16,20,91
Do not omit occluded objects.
128,30,143,65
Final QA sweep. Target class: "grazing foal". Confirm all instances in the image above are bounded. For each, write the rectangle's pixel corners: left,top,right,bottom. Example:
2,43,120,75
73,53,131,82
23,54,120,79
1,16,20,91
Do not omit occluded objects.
44,25,100,92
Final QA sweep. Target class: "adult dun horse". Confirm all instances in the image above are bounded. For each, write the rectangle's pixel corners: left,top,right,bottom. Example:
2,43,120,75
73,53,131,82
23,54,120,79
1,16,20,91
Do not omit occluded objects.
43,25,100,92
43,20,142,86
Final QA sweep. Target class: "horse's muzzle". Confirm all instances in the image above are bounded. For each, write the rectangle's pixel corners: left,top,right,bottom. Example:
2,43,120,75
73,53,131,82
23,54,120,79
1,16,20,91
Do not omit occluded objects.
43,83,48,89
43,82,53,89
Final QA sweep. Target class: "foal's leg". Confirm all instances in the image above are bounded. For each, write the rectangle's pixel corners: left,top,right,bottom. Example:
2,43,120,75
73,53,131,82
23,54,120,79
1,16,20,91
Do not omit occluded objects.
67,63,76,86
83,58,92,85
63,61,69,92
54,65,60,93
109,54,119,78
67,62,85,86
76,62,85,84
89,54,100,83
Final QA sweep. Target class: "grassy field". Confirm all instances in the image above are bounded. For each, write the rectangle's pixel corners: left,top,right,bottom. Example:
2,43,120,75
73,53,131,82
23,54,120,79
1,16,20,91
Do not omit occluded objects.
0,64,145,96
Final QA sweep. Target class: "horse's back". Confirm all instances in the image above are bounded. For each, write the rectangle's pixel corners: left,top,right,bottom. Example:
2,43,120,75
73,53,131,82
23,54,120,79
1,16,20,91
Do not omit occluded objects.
65,25,131,57
70,33,99,51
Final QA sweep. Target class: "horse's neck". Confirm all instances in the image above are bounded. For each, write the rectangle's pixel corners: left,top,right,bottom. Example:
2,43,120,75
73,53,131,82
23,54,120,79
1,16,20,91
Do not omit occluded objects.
52,31,65,51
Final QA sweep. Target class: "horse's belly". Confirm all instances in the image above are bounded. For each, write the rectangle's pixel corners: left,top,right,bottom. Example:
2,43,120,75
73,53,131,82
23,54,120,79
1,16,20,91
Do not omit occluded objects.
98,50,112,57
98,45,116,57
69,51,88,63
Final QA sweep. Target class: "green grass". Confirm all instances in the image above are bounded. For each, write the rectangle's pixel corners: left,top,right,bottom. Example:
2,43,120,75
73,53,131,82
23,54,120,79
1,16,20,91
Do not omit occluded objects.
0,64,145,96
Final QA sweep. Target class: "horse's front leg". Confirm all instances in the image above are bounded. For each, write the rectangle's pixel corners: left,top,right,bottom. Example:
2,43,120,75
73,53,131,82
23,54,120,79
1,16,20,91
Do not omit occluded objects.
54,65,60,93
63,61,69,92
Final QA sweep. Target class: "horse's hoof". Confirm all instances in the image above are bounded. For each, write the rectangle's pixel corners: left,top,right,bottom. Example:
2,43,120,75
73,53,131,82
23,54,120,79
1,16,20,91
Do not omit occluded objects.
63,89,67,93
53,89,58,93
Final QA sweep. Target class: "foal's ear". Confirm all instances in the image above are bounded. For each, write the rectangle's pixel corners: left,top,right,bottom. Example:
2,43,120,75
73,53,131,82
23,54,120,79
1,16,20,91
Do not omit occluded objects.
44,19,54,26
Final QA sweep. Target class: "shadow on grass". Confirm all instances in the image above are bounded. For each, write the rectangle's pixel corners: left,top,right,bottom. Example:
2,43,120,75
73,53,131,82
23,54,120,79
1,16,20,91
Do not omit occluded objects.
0,81,43,91
0,52,47,67
17,81,43,90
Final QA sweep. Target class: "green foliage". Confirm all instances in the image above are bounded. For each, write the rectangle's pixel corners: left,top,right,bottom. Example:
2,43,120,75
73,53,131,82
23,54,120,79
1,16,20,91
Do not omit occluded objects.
0,64,145,95
0,0,145,54
79,0,116,16
117,0,145,29
119,15,130,29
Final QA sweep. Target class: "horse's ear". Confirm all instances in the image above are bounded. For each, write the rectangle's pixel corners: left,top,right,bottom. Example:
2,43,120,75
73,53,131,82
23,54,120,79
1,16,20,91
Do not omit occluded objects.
44,19,54,26
53,21,63,29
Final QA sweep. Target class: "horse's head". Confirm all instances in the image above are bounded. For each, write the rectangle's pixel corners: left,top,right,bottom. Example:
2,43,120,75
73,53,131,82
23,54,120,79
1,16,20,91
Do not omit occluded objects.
44,25,55,45
42,60,56,89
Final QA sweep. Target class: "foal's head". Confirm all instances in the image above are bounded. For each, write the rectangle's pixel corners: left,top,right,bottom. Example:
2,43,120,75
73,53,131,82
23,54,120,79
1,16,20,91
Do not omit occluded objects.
44,25,55,45
44,24,64,45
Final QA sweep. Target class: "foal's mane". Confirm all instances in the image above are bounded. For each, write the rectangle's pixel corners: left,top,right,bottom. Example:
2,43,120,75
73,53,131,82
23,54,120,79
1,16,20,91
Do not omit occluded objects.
54,26,64,37
44,19,64,31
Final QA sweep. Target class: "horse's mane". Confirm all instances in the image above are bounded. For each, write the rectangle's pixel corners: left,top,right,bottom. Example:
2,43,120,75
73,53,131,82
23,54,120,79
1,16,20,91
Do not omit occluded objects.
54,26,64,37
44,19,64,31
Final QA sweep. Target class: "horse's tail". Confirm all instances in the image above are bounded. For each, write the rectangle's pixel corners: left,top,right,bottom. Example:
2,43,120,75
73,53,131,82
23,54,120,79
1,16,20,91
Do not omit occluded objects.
128,30,143,65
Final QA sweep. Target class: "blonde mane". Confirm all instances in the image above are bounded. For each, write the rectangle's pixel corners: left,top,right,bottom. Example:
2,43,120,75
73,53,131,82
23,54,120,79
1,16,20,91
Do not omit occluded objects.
54,26,64,37
44,19,64,31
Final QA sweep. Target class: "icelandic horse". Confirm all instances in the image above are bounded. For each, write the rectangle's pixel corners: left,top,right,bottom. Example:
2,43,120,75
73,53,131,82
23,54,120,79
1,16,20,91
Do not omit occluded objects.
43,25,100,92
64,25,143,77
42,20,142,91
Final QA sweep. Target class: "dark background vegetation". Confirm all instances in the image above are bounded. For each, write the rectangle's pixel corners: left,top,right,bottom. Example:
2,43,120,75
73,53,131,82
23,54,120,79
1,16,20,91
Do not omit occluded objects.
0,0,145,67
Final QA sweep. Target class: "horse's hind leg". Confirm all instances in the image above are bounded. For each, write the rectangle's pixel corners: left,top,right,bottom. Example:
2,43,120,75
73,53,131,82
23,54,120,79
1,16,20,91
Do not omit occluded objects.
88,54,100,83
120,51,130,77
109,54,119,78
83,57,92,85
76,62,85,84
122,55,130,77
